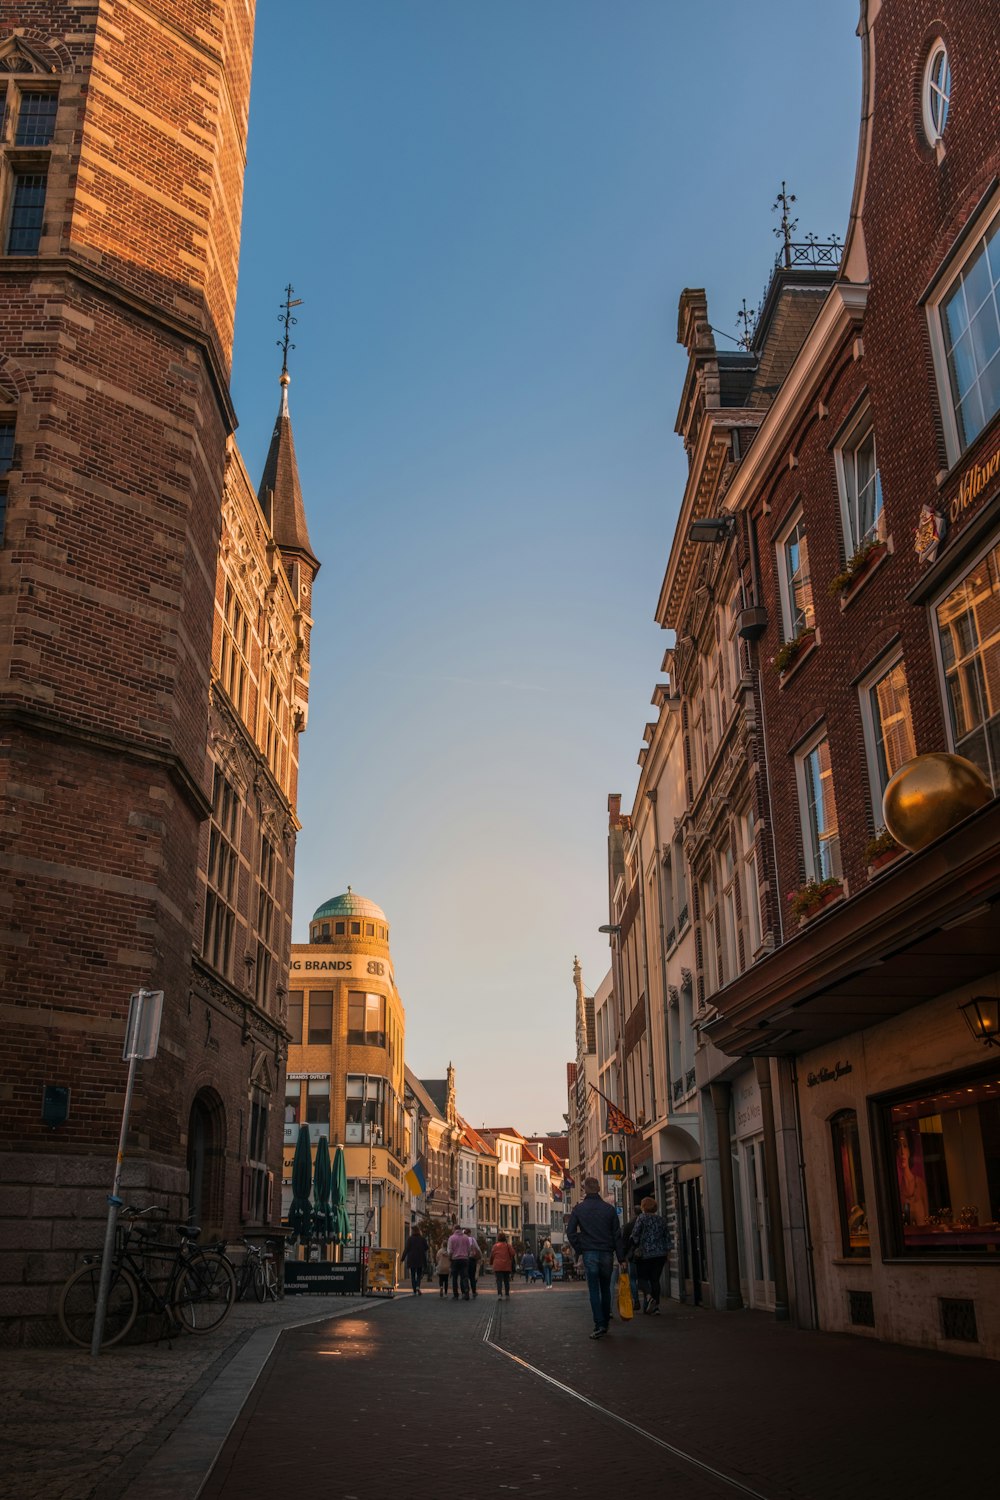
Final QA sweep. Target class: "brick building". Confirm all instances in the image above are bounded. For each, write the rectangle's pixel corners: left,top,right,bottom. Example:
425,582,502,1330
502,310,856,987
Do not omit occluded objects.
0,3,317,1341
703,0,1000,1357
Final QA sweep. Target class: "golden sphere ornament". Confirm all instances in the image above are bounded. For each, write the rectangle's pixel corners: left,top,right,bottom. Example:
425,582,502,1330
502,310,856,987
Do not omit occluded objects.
882,752,992,852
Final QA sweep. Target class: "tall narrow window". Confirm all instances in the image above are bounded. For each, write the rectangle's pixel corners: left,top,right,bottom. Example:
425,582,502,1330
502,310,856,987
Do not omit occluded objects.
305,1077,330,1130
860,655,916,813
6,172,46,254
0,418,13,546
306,991,333,1045
933,213,1000,456
922,42,951,145
797,732,841,881
286,990,303,1046
255,835,279,1009
220,582,250,716
777,511,814,639
935,542,1000,788
203,765,240,977
830,1111,869,1258
740,809,762,957
837,411,883,553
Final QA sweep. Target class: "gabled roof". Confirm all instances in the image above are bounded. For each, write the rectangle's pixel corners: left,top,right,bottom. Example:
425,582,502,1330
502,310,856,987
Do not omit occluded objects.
422,1079,449,1118
404,1067,443,1121
458,1117,497,1157
257,375,319,571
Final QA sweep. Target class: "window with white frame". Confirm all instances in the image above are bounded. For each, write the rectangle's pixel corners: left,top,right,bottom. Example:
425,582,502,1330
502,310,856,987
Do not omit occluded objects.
934,540,1000,788
835,406,883,553
922,40,951,146
796,731,841,881
859,653,916,815
928,204,1000,463
776,509,814,639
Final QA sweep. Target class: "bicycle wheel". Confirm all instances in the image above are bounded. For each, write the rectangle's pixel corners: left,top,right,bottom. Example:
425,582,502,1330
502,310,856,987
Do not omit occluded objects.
251,1257,267,1303
59,1262,139,1349
263,1258,279,1302
173,1251,236,1332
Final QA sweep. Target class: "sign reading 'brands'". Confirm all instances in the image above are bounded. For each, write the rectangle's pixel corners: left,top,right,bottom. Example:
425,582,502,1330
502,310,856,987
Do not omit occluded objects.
291,958,387,977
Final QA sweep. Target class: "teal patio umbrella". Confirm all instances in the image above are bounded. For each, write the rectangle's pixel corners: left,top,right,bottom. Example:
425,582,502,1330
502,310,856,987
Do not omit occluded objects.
312,1135,334,1242
330,1145,351,1246
288,1122,313,1245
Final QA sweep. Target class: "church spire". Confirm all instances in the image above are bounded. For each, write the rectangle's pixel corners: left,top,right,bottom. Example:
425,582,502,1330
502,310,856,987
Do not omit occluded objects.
257,285,319,572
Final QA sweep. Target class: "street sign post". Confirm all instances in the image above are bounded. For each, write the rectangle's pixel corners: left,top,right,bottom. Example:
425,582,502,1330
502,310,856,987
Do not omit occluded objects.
90,990,163,1357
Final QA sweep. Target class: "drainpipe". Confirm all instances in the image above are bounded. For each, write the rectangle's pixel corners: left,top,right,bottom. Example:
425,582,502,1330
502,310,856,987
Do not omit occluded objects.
753,1056,789,1321
709,1080,743,1310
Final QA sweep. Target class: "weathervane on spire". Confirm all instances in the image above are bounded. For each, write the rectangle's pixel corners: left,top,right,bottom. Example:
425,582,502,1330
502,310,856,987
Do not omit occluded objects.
276,283,303,381
772,181,798,269
736,297,757,351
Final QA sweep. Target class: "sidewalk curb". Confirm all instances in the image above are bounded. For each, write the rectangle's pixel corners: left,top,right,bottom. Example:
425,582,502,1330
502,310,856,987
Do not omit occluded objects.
118,1298,393,1500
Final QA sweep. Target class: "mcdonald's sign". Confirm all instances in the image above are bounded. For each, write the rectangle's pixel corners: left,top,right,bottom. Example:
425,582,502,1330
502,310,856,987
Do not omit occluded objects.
603,1151,626,1180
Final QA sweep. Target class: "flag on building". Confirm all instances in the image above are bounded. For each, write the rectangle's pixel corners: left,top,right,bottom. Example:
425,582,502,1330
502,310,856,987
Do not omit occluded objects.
606,1099,638,1136
562,1172,574,1189
589,1083,639,1136
405,1159,427,1196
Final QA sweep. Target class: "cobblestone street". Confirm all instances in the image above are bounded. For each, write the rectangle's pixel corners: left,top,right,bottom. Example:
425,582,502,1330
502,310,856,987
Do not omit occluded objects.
3,1280,996,1500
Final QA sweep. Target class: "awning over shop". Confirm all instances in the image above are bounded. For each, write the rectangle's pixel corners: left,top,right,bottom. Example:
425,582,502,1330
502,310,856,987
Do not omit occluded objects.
703,800,1000,1058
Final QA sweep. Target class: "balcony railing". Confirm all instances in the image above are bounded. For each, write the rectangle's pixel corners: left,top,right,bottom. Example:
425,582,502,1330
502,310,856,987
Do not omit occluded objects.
776,236,842,270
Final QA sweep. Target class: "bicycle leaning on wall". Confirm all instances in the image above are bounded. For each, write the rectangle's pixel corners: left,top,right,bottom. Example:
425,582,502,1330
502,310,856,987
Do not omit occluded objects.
58,1205,237,1349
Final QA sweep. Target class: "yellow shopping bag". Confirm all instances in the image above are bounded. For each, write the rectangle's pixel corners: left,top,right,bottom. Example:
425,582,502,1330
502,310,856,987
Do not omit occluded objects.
617,1269,634,1320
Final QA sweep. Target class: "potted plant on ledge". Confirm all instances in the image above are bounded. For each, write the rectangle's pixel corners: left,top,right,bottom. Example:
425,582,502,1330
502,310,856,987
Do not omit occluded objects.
773,626,816,678
787,876,844,926
865,826,904,875
828,536,888,602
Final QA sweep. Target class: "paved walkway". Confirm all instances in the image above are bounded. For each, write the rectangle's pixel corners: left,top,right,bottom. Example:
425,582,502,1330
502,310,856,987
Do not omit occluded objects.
3,1282,996,1499
200,1282,995,1500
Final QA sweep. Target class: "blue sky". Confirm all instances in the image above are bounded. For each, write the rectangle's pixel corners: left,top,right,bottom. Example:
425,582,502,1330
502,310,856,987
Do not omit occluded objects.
232,1,862,1129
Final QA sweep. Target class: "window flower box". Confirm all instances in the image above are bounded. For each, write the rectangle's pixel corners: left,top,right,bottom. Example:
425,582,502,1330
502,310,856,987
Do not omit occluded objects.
788,877,844,925
829,538,889,605
773,626,816,678
865,827,905,877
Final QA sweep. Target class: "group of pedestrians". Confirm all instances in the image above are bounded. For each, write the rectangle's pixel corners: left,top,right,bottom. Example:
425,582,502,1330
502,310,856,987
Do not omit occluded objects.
565,1177,671,1340
399,1226,554,1300
398,1182,669,1338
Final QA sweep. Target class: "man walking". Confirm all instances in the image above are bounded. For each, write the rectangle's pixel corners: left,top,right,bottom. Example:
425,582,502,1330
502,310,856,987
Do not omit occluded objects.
447,1223,473,1300
402,1226,429,1296
466,1231,482,1298
565,1176,625,1339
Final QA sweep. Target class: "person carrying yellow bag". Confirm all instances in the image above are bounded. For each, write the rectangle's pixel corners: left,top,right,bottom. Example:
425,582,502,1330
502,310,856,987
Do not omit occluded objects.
616,1266,634,1321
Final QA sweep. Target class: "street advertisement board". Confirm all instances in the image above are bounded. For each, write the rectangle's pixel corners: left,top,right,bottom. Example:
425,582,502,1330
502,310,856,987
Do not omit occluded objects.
366,1247,397,1296
284,1261,363,1296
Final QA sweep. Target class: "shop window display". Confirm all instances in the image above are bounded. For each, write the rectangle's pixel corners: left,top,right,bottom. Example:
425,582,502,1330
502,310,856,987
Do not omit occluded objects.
880,1071,1000,1254
831,1110,869,1257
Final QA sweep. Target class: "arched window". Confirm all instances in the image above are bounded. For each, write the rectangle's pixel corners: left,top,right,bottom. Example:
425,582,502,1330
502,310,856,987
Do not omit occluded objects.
922,41,951,145
830,1110,869,1258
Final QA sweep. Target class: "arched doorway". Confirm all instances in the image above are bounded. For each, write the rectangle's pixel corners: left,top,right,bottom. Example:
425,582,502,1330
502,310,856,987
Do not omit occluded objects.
187,1088,226,1235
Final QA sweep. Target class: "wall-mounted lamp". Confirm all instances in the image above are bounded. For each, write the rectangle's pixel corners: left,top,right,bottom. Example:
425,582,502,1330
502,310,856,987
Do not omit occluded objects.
598,924,621,937
959,995,1000,1047
689,515,736,544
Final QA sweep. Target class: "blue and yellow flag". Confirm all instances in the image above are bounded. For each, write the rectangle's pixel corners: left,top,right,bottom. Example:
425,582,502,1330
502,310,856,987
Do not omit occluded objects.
405,1159,427,1196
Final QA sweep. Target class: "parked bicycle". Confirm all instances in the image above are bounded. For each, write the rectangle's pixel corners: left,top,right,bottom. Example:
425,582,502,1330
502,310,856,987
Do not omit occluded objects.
58,1205,237,1349
234,1237,280,1303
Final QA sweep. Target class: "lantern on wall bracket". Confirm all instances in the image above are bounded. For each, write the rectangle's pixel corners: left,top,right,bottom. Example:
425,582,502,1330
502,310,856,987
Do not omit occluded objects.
959,996,1000,1048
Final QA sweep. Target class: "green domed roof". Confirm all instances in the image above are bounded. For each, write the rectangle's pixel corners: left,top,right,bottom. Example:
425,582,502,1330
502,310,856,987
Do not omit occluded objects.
312,886,387,923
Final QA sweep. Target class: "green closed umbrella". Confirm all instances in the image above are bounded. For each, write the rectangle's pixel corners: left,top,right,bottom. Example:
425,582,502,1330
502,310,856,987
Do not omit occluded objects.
330,1145,351,1246
288,1123,313,1245
312,1135,334,1242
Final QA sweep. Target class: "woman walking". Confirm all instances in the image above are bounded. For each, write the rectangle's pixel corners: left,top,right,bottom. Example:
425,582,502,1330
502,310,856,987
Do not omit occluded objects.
434,1241,451,1297
489,1233,515,1298
631,1196,671,1314
539,1240,556,1288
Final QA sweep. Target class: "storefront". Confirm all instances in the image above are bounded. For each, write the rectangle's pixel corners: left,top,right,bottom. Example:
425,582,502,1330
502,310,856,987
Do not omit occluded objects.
732,1071,775,1312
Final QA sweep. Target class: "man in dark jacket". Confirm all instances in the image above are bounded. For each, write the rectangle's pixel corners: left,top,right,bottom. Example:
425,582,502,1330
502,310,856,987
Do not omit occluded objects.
402,1228,429,1295
565,1177,625,1339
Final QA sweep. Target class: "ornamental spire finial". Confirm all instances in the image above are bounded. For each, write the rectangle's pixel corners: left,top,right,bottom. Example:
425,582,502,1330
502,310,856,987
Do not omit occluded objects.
276,283,303,388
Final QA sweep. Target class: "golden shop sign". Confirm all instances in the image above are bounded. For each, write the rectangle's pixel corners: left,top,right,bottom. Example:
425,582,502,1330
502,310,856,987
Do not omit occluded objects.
603,1151,627,1179
948,438,1000,525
